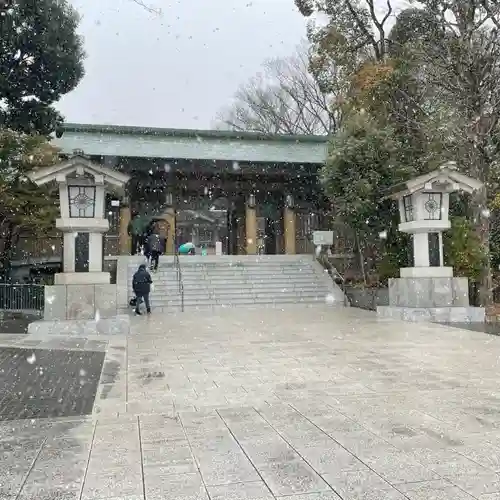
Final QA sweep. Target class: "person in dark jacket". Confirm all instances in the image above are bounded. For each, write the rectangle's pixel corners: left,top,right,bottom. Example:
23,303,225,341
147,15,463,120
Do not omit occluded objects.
132,264,152,315
128,212,145,255
146,225,162,271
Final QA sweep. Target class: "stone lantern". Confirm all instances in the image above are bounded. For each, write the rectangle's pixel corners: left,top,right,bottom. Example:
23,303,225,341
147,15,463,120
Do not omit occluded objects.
29,153,130,321
377,161,485,323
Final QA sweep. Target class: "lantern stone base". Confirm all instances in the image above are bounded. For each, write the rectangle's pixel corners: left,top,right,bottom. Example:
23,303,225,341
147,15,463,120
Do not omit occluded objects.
43,284,118,321
376,276,485,323
54,272,110,285
377,305,485,323
400,266,453,278
388,277,469,308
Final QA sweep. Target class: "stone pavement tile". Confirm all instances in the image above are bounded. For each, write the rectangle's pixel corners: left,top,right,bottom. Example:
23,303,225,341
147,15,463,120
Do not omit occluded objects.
0,465,29,497
93,422,140,446
446,471,500,497
86,447,142,473
144,458,197,477
274,493,342,500
81,467,143,500
17,482,82,500
205,480,274,500
24,459,87,486
396,480,476,500
195,451,260,486
362,450,441,485
0,437,44,463
45,420,96,440
321,468,394,499
294,444,366,474
86,497,143,500
240,440,300,466
409,448,492,477
456,444,500,471
256,459,331,496
144,471,208,500
142,441,195,469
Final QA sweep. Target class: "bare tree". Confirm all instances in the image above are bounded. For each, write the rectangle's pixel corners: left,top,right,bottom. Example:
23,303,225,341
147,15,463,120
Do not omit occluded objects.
130,0,162,15
216,43,342,135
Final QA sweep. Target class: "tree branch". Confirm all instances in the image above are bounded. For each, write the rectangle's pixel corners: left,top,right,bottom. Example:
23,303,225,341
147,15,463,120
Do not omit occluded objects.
130,0,162,15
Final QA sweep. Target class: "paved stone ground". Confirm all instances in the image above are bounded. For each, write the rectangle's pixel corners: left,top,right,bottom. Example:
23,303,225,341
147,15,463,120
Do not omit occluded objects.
2,305,500,499
0,347,105,421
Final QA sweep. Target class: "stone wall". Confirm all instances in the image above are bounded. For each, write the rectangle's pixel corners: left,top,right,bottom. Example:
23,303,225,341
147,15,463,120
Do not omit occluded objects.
344,286,389,311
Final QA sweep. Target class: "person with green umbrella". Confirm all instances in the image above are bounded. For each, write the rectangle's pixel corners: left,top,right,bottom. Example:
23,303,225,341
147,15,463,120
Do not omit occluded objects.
178,242,196,255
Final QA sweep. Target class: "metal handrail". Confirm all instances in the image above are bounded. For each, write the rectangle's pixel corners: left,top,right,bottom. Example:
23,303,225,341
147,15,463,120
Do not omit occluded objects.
316,250,350,307
173,250,185,312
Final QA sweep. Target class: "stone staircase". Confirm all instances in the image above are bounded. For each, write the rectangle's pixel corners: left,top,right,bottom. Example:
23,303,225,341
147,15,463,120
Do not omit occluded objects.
121,255,345,313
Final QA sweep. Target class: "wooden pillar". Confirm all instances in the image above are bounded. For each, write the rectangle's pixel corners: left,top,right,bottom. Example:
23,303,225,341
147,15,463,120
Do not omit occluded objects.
119,205,131,255
284,206,296,255
163,208,176,255
245,195,257,255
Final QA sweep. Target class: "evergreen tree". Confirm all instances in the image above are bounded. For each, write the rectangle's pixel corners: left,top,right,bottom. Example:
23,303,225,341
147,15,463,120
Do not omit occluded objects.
0,0,85,135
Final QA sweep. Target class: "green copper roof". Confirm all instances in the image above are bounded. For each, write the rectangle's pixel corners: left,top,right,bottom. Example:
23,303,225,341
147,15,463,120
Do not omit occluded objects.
53,123,329,164
59,123,329,144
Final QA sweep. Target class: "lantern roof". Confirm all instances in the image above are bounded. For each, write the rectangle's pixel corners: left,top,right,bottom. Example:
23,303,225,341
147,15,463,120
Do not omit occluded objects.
385,162,483,200
28,154,130,191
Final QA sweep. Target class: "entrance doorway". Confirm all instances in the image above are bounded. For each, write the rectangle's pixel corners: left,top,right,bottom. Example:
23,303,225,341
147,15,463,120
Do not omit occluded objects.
257,214,284,254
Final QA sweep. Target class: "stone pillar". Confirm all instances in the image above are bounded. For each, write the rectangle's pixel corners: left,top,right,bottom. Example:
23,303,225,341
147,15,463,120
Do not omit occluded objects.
413,232,430,267
63,232,76,272
284,207,296,255
438,232,444,266
88,233,103,272
119,205,131,255
245,196,257,255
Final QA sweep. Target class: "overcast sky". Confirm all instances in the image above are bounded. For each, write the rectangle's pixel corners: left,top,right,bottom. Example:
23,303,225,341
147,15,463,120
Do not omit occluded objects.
56,0,307,130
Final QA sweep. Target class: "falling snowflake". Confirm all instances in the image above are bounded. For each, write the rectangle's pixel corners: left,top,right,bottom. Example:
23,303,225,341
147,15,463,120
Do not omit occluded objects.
325,294,336,305
26,353,36,364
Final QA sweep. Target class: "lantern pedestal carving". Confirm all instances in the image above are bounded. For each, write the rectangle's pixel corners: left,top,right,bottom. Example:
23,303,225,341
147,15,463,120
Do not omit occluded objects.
376,162,485,323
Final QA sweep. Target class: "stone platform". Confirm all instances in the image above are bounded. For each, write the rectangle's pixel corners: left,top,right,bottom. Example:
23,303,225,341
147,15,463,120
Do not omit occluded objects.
4,305,500,499
377,305,485,323
377,276,485,323
27,315,130,336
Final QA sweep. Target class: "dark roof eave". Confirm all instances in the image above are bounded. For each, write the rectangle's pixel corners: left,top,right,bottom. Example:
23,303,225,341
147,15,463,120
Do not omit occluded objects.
59,123,330,145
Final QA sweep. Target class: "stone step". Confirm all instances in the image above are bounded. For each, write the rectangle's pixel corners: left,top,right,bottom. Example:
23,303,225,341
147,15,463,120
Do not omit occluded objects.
146,290,328,301
136,286,331,298
129,266,318,275
150,273,319,281
149,288,330,297
133,268,320,276
145,296,328,308
145,287,330,298
149,279,324,288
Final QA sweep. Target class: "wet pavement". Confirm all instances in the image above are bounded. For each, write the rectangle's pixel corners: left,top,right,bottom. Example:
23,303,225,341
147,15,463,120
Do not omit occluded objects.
444,321,500,336
0,312,39,334
0,347,105,420
2,305,500,499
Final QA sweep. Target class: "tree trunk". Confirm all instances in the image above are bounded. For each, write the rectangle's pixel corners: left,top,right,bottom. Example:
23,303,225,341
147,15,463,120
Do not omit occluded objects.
0,223,19,282
472,186,492,306
355,231,367,285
